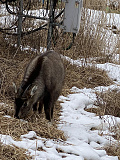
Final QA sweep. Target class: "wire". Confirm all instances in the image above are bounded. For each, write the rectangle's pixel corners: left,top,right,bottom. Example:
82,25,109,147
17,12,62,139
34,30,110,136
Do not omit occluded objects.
63,33,76,50
0,23,48,36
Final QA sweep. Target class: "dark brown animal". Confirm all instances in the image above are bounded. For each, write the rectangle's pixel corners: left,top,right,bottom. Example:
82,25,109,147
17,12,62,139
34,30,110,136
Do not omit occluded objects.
14,51,64,121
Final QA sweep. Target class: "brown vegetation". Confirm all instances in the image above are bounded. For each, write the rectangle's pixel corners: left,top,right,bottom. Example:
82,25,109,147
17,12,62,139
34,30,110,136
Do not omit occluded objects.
0,142,32,160
95,89,120,117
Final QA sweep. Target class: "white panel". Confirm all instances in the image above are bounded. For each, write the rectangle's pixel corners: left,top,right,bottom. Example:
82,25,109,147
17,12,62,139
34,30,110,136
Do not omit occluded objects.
63,0,83,33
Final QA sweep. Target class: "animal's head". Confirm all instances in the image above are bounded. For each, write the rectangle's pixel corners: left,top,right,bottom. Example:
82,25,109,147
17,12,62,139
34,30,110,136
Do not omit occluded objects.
13,83,38,119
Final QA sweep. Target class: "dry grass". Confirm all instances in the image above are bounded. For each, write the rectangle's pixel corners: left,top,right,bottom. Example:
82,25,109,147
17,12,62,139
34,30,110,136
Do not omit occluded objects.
88,89,120,159
54,10,115,63
0,142,32,160
94,89,120,140
105,143,120,160
0,102,66,141
95,89,120,117
64,60,113,90
83,0,107,10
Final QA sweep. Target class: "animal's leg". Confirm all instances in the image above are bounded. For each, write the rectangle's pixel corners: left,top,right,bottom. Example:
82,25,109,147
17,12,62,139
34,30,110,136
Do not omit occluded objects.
44,90,59,121
50,105,54,121
33,102,38,112
14,107,20,118
38,100,43,114
14,98,24,118
50,91,60,120
44,103,52,121
43,94,53,121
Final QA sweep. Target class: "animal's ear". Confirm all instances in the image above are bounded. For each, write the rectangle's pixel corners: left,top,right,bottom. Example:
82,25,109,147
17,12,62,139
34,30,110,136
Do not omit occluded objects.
30,85,38,97
12,82,17,94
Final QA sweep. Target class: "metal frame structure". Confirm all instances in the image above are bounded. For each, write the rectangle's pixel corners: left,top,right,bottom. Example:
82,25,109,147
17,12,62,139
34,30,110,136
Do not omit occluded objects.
0,0,83,50
0,0,64,50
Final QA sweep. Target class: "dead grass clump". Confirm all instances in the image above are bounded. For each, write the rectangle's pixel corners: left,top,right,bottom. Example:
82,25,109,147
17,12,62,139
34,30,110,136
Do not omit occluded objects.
83,0,107,10
107,0,120,13
0,142,31,160
64,61,113,90
95,89,120,117
105,143,120,160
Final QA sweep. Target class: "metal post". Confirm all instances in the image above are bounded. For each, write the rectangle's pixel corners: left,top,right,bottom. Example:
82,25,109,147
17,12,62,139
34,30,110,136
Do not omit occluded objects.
17,0,23,47
47,0,54,50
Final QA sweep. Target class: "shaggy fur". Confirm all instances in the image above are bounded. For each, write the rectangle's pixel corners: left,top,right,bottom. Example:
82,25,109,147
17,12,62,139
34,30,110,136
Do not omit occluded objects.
14,51,65,121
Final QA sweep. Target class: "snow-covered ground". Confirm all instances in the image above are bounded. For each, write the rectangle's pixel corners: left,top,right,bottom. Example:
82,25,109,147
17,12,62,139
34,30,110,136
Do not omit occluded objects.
0,3,120,160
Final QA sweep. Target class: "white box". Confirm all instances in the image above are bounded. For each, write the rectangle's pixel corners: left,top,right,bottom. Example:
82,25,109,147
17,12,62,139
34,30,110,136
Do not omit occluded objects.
63,0,83,34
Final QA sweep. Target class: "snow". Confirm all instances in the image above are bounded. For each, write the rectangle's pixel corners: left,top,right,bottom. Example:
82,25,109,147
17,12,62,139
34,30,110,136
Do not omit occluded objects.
83,8,120,55
97,63,120,83
0,4,120,160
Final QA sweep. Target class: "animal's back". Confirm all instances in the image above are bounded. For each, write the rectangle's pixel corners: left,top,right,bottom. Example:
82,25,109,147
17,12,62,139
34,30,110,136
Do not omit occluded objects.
22,51,64,92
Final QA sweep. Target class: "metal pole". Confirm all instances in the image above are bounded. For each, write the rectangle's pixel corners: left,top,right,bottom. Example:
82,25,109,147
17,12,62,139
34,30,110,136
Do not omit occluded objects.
17,0,23,47
47,0,54,50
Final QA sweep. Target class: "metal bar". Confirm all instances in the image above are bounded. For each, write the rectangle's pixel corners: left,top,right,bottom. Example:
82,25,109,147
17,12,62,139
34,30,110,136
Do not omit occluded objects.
54,9,64,20
47,0,54,50
21,14,49,21
17,0,23,47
